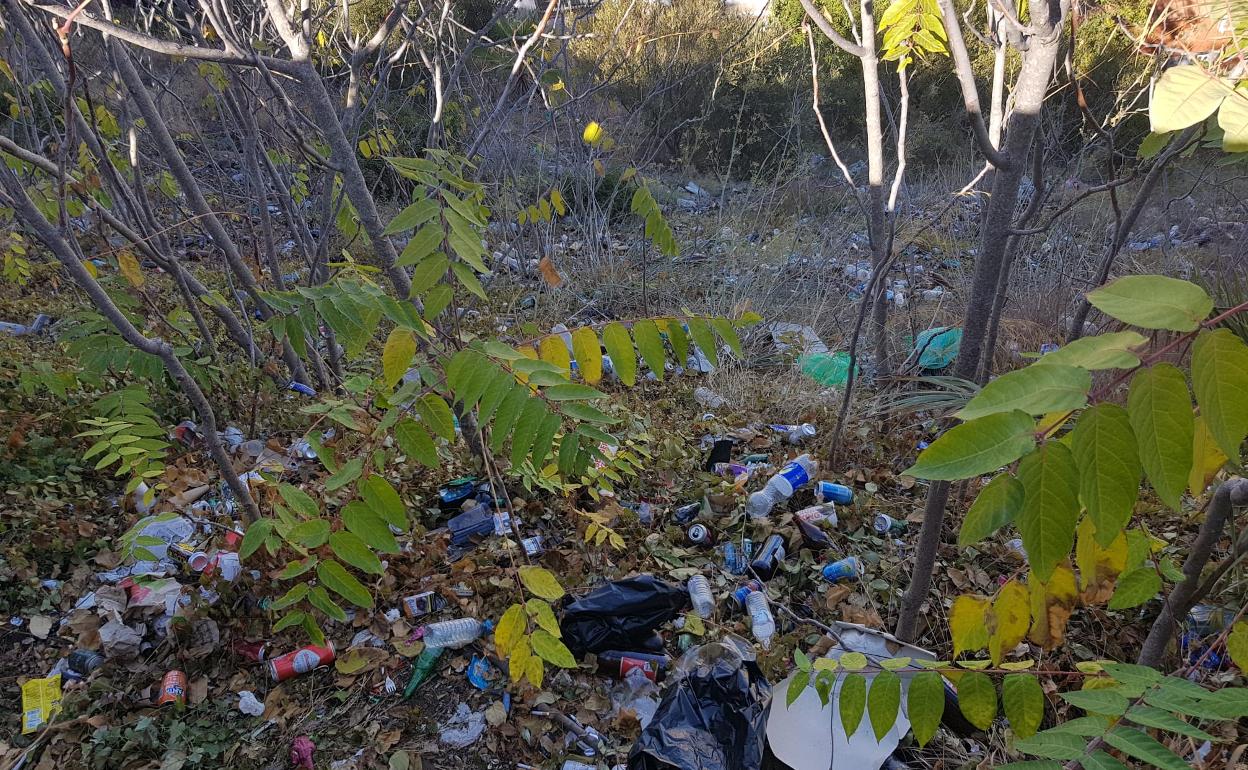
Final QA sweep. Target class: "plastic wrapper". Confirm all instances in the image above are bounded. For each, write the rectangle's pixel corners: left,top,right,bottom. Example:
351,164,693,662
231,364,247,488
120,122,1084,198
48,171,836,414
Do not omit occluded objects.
627,637,770,770
559,575,688,657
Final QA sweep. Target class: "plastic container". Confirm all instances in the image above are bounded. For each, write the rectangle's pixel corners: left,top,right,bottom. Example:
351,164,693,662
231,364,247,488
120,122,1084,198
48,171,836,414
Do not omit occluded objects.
688,575,714,619
746,454,818,518
731,580,764,609
815,481,854,506
421,618,490,649
771,423,816,444
744,591,775,649
822,556,862,583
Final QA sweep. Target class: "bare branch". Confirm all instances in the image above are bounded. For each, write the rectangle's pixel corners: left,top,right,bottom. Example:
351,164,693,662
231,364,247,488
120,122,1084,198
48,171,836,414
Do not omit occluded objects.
799,0,867,58
934,0,1011,169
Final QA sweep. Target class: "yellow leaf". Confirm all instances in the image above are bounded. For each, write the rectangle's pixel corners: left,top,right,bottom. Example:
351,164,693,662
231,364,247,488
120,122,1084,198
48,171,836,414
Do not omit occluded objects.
620,167,637,182
526,599,561,637
1227,621,1248,671
813,658,840,672
495,603,527,657
989,580,1030,665
684,612,705,636
950,595,991,658
514,345,538,384
382,327,417,389
1000,660,1036,671
1036,410,1073,437
509,635,531,683
82,259,97,279
526,652,544,687
118,251,144,287
537,335,571,378
518,565,566,600
571,327,602,385
593,159,605,177
839,652,868,670
1028,565,1078,649
1190,415,1228,495
1076,518,1127,603
549,188,566,216
582,121,604,145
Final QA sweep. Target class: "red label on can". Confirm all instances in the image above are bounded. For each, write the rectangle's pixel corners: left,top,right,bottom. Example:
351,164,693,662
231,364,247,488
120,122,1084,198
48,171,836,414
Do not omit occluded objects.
618,657,657,682
157,670,187,706
267,644,336,681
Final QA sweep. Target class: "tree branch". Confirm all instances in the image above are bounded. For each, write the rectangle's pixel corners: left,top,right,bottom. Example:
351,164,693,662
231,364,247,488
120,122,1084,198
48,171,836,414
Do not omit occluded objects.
935,0,1011,169
799,0,867,58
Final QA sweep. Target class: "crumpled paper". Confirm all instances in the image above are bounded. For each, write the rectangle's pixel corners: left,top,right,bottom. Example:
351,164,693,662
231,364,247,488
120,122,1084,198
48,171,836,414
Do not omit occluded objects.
99,619,143,660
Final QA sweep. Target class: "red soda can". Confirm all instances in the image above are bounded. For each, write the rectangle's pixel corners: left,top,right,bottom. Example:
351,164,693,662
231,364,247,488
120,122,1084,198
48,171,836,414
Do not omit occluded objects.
157,670,187,706
267,643,336,681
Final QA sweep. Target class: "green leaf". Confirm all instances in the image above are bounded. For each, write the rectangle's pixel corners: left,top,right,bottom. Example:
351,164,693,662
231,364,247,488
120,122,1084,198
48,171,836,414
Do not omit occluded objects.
686,317,719,367
240,518,274,559
1014,730,1091,760
1086,275,1213,332
451,262,487,300
839,673,867,737
711,317,743,358
1108,568,1161,610
1016,442,1080,582
273,610,305,633
907,671,944,747
531,629,577,668
632,320,667,380
1149,64,1234,133
307,585,348,622
510,398,548,467
868,669,901,740
558,433,580,477
1102,726,1190,770
382,327,417,389
287,518,330,548
1003,674,1045,739
395,418,439,467
1127,364,1194,510
1125,705,1216,741
1070,404,1142,546
1081,751,1131,770
794,649,812,671
959,473,1024,546
384,198,439,235
277,555,318,579
1061,687,1130,716
476,369,514,425
526,598,560,637
958,671,997,730
665,318,690,365
1137,131,1173,160
341,501,399,553
904,410,1037,481
326,457,365,491
489,385,528,454
409,252,449,294
571,327,603,385
530,413,561,466
328,531,384,574
957,364,1091,421
787,671,811,707
1228,621,1248,672
1221,87,1248,151
518,566,566,600
417,394,457,441
559,402,618,424
543,384,607,401
316,559,374,608
360,475,406,529
1041,331,1147,370
271,582,309,611
1191,328,1248,459
279,484,319,520
602,322,636,386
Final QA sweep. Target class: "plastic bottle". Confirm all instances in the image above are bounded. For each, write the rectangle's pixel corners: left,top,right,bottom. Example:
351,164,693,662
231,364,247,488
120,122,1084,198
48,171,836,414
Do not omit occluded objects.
421,618,490,649
688,575,714,619
746,454,819,518
771,423,816,444
745,591,775,649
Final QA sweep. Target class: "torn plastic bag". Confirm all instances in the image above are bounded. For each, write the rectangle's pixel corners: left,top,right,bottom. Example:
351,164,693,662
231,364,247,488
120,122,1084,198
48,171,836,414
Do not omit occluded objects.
628,635,770,770
560,575,688,657
766,622,970,770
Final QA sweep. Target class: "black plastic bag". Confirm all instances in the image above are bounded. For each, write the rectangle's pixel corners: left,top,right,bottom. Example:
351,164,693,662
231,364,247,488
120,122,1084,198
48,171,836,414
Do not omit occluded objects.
628,642,771,770
560,575,688,657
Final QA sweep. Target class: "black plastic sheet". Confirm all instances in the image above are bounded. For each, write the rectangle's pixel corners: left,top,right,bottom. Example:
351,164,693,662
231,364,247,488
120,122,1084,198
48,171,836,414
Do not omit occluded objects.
560,575,688,657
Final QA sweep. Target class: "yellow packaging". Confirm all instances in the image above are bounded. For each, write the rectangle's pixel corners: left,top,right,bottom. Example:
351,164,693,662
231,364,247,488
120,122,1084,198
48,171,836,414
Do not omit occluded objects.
21,674,62,734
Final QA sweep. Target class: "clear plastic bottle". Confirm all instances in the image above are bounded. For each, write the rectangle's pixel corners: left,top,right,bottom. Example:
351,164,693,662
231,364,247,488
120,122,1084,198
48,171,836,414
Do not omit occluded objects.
772,423,816,444
421,618,489,649
746,454,819,518
745,591,775,649
688,575,714,619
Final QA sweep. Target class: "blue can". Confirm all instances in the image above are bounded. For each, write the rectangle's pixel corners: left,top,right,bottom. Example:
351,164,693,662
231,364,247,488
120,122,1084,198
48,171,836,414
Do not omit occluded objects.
822,556,862,582
287,381,317,396
731,580,764,608
816,481,854,505
722,543,747,575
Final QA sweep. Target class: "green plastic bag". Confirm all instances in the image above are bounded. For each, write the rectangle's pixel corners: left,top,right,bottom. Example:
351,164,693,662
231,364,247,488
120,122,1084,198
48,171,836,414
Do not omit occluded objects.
800,351,857,387
914,326,962,370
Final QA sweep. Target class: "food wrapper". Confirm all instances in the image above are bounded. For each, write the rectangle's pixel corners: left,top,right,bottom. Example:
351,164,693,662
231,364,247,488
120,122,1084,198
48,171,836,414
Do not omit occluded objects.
21,674,62,734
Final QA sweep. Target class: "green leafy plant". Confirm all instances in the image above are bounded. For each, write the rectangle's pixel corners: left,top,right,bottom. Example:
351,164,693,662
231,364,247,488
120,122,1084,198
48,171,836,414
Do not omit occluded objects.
76,387,170,500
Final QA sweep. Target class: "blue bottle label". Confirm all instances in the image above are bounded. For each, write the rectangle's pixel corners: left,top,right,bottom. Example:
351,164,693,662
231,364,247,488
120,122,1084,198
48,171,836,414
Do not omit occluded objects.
779,461,810,490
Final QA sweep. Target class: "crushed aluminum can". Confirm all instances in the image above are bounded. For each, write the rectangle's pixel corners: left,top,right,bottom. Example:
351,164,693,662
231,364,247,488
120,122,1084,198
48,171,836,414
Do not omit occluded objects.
400,591,446,619
522,535,545,557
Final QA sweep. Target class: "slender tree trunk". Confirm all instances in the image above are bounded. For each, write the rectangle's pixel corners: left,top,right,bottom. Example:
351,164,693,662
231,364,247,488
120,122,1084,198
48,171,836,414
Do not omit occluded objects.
860,0,892,375
1138,478,1248,666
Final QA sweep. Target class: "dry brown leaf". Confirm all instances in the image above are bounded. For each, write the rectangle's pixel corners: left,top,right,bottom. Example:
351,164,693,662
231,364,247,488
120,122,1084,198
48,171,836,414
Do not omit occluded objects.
189,677,209,705
538,256,564,288
839,603,883,629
